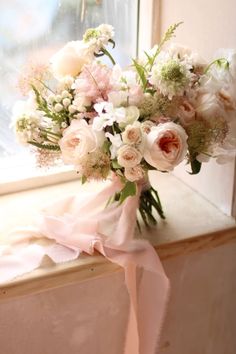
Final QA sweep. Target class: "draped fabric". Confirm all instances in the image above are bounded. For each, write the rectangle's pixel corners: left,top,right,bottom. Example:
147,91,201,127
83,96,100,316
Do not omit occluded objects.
0,179,169,354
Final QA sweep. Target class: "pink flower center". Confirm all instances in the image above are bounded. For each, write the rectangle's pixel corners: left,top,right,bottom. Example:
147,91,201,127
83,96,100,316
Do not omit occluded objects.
158,134,179,153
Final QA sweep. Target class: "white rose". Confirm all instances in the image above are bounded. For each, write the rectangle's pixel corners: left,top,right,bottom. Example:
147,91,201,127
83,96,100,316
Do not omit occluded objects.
59,119,104,165
124,165,145,182
117,106,140,128
50,41,93,78
144,122,188,171
122,122,142,145
117,145,142,168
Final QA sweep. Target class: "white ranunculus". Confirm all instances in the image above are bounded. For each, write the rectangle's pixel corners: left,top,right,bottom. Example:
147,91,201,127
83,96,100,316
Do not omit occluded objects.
117,145,142,168
144,122,188,171
59,119,104,165
50,41,93,78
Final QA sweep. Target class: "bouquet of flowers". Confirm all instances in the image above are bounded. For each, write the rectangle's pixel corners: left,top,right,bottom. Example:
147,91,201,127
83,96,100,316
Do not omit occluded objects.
13,23,236,227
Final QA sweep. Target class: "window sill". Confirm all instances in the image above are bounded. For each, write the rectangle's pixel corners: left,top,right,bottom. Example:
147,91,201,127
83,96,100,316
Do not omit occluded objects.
0,172,235,300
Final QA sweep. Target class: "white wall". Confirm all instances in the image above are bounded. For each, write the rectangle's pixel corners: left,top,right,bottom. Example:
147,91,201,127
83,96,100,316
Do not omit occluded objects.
158,0,236,216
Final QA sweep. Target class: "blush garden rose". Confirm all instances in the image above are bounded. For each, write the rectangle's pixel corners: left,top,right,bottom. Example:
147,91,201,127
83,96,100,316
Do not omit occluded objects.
144,122,188,171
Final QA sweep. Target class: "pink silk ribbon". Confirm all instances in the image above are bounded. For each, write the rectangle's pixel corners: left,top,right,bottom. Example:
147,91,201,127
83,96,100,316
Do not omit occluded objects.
0,179,169,354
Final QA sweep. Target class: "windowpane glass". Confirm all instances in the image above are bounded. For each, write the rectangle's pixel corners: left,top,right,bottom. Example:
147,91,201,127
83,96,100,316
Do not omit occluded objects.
0,0,138,161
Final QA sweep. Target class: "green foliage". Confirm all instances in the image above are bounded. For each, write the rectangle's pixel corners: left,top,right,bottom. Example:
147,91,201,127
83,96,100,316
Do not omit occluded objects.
31,85,68,124
111,160,122,169
28,141,60,151
119,181,137,204
189,158,202,175
132,59,148,88
149,22,183,68
204,58,230,74
81,175,87,184
138,187,165,228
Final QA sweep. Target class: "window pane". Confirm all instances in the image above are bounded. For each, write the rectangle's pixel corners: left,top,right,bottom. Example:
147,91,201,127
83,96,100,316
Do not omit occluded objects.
0,0,139,159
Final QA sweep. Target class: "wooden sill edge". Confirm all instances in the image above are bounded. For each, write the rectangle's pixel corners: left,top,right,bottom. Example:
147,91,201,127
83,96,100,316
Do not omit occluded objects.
0,226,235,302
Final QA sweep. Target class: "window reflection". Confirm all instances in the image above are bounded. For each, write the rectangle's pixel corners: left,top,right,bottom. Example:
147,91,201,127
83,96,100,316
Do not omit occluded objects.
0,0,138,156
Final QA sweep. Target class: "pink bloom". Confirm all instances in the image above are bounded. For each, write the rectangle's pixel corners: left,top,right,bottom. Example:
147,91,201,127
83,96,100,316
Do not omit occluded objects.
73,61,112,103
177,100,196,126
59,119,104,165
144,122,188,171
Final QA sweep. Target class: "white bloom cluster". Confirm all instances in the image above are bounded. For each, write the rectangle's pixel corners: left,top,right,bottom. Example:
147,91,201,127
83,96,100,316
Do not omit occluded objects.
149,53,194,99
12,23,236,186
83,24,114,54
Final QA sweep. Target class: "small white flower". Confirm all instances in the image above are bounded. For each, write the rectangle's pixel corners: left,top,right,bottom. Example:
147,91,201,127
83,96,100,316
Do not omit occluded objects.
47,94,55,104
61,90,71,99
62,98,71,107
54,103,63,112
55,95,62,103
105,132,122,159
68,105,77,114
83,24,114,54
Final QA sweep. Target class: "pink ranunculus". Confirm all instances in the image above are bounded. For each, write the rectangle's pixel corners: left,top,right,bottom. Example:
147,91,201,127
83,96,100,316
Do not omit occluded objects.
144,122,188,171
59,119,104,165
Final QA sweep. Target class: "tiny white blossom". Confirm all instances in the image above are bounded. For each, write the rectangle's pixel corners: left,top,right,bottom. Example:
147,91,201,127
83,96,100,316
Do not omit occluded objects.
54,103,63,112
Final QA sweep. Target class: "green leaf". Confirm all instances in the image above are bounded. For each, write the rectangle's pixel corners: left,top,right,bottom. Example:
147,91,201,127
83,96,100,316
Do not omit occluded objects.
144,51,153,65
204,58,230,74
112,160,122,169
81,175,87,184
132,59,148,88
149,22,183,68
102,139,111,154
189,158,202,175
28,141,60,151
119,181,137,204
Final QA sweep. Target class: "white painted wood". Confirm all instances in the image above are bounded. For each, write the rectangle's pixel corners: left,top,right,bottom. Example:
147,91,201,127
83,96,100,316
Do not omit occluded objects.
138,0,161,54
0,230,235,354
158,239,236,354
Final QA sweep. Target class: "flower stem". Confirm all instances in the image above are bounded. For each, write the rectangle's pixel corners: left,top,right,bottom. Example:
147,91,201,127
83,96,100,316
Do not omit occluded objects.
102,48,116,65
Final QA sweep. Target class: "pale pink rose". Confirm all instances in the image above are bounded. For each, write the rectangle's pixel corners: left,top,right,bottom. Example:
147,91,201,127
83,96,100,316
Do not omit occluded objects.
59,119,104,165
122,122,142,145
178,100,196,126
144,122,188,171
124,165,145,182
50,41,93,78
141,120,155,134
117,145,142,168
